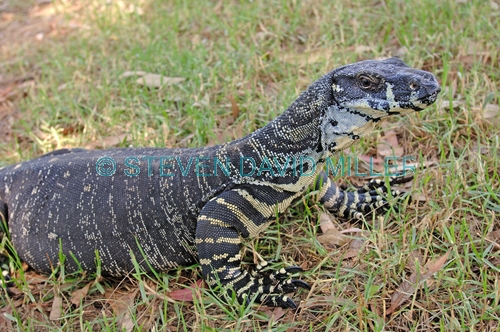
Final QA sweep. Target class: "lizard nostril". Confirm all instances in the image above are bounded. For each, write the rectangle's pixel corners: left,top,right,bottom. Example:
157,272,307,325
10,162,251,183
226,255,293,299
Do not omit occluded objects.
409,81,420,91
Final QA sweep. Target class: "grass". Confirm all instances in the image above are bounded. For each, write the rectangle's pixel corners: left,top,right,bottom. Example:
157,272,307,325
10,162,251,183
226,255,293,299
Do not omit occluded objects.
0,0,499,330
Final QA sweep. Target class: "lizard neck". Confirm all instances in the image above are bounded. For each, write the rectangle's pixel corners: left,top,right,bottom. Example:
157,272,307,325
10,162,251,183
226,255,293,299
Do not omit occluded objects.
221,74,334,191
244,73,334,165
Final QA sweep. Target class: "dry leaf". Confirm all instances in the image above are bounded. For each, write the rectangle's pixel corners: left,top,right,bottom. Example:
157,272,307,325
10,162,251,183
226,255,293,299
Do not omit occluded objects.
339,227,364,234
483,104,499,125
354,45,372,54
111,290,138,315
343,230,370,259
441,100,462,110
278,50,333,67
85,134,129,149
49,295,62,320
121,71,186,88
317,213,349,246
120,71,147,78
394,47,407,57
378,126,404,158
318,212,336,233
260,307,286,321
386,249,451,315
486,229,500,251
0,308,13,330
318,229,350,246
483,104,499,117
303,295,356,308
143,282,176,303
168,279,205,302
406,250,425,274
111,290,138,332
228,95,240,120
70,283,91,305
136,74,185,88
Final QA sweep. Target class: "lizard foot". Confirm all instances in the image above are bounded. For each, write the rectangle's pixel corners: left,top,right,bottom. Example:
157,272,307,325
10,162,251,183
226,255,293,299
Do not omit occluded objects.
229,261,310,308
335,175,413,220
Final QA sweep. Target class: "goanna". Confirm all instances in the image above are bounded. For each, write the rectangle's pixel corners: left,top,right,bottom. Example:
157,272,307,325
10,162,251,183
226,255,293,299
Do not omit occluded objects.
0,58,440,308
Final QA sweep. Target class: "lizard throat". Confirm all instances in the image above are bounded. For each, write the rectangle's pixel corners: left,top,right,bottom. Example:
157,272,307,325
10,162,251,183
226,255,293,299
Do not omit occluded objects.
320,105,377,155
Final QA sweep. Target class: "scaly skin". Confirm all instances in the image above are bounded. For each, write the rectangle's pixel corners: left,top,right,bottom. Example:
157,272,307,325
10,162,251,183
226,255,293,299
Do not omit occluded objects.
0,58,440,308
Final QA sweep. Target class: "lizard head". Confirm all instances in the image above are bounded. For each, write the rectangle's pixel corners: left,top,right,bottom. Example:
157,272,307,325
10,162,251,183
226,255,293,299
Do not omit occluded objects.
320,57,440,153
330,57,440,116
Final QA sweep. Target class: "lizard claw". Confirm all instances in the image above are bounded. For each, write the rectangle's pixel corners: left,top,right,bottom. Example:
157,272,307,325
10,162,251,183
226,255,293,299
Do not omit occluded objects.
291,279,311,290
283,266,304,274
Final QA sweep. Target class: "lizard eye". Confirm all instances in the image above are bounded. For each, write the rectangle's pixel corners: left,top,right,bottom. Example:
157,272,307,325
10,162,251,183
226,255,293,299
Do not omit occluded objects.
357,74,381,91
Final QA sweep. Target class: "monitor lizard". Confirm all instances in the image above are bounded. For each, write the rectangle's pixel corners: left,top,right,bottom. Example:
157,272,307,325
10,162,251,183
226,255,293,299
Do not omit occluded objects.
0,57,440,308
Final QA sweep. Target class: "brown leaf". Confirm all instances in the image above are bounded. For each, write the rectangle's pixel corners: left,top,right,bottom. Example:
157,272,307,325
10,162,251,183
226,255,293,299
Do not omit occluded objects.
483,103,499,125
111,290,138,315
318,229,349,246
343,230,370,259
486,229,500,251
303,296,357,308
120,71,147,78
136,74,185,88
441,100,463,110
318,212,335,233
406,250,425,274
378,126,404,158
70,283,91,305
143,282,176,303
278,50,333,67
111,290,138,332
354,45,372,54
167,279,205,302
85,134,129,149
317,213,349,246
49,295,62,320
260,307,286,321
24,271,49,284
228,95,240,120
0,308,13,330
386,249,451,315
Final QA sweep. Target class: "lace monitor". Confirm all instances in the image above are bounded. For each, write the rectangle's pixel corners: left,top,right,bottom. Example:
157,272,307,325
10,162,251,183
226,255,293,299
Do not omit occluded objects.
0,57,440,308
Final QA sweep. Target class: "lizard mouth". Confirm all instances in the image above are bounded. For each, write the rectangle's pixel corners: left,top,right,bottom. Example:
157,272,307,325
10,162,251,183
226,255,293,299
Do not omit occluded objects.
420,88,440,106
409,86,441,111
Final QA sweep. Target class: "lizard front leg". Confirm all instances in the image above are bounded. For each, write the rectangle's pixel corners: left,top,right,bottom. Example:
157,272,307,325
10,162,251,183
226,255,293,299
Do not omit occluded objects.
195,188,309,308
315,171,412,220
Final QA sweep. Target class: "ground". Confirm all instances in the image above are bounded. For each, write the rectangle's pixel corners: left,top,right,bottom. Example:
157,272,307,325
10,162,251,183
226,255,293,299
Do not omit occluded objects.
0,0,499,331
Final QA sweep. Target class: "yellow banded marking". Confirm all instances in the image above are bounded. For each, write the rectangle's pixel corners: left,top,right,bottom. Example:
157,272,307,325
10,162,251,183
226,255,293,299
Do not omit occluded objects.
200,258,213,265
200,252,240,265
196,237,241,245
214,266,240,278
196,238,214,244
217,237,241,244
234,188,303,217
216,197,269,238
198,215,232,228
228,254,241,262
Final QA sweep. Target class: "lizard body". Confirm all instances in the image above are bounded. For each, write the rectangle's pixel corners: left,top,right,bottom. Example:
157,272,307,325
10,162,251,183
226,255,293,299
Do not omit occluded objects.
0,58,440,307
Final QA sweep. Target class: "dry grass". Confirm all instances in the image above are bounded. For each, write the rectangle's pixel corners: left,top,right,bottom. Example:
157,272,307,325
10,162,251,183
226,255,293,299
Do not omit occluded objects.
0,0,499,330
